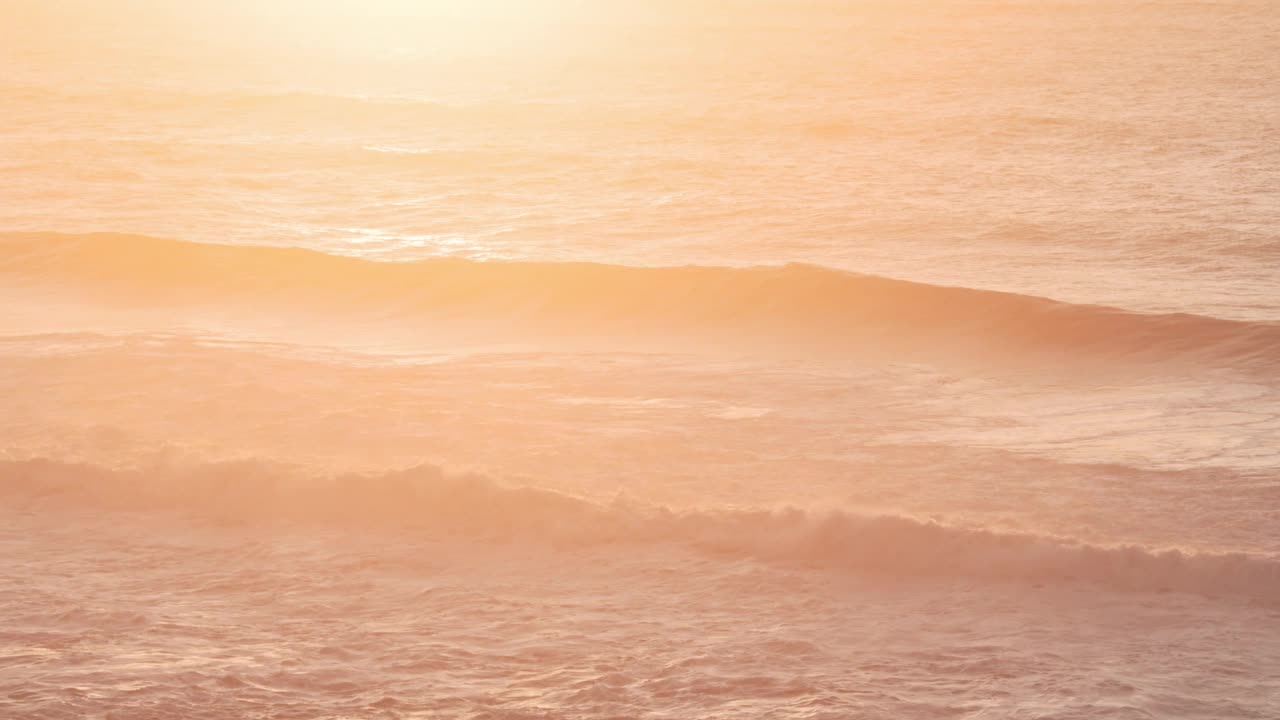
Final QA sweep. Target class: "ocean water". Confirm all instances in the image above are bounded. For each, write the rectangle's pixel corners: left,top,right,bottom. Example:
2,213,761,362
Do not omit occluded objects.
2,1,1279,718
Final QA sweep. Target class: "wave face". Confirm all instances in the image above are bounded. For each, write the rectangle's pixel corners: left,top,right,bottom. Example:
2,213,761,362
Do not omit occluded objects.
7,457,1278,603
5,232,1279,371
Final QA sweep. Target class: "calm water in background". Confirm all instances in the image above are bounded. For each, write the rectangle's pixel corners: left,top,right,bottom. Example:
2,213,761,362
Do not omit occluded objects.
2,1,1280,717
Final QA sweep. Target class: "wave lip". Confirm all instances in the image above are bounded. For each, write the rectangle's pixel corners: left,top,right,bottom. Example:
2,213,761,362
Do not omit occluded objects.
4,232,1278,370
6,458,1278,603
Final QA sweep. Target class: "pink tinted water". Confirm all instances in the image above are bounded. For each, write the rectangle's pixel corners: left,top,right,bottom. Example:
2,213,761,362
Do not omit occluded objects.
2,1,1280,717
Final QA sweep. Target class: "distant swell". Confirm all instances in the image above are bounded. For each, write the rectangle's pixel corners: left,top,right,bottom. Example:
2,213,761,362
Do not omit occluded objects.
6,458,1279,603
5,232,1279,370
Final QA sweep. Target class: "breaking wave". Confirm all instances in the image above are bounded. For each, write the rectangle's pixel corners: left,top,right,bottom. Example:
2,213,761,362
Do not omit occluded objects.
5,232,1280,369
6,457,1279,603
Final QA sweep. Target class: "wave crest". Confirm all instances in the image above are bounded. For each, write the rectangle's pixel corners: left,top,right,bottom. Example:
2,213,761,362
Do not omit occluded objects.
5,232,1279,370
6,457,1278,602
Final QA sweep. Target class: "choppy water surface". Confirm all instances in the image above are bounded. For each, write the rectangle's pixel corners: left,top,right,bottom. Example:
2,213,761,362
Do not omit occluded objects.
2,0,1279,717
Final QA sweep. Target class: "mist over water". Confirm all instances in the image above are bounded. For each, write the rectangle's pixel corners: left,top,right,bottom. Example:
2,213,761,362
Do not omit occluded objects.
3,1,1280,718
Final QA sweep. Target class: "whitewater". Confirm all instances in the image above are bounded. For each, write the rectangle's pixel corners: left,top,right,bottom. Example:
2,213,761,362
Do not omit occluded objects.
2,1,1279,718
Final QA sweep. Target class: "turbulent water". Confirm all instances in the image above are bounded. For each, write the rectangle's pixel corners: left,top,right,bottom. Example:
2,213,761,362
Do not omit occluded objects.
3,1,1280,718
